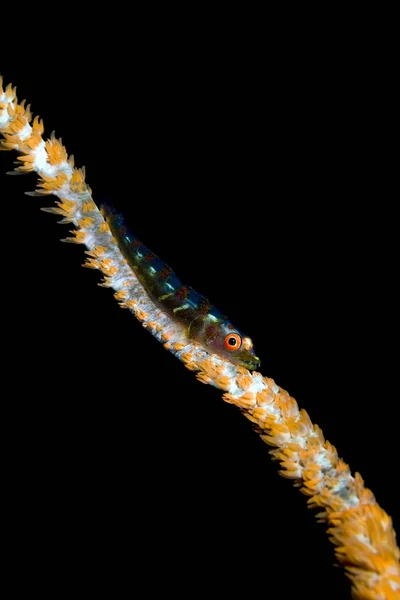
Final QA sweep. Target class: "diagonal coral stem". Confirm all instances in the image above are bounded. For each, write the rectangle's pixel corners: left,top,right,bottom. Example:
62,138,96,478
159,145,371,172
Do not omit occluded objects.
1,75,399,600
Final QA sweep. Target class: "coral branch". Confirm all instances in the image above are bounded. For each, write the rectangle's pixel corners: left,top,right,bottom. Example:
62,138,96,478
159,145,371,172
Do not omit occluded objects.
1,75,399,600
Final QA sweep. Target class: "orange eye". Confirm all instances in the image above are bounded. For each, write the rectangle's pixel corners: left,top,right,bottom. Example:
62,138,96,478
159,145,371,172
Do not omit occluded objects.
224,333,242,351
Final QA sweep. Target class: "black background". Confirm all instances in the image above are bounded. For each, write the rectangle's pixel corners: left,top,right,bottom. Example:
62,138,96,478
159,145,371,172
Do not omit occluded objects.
1,31,398,600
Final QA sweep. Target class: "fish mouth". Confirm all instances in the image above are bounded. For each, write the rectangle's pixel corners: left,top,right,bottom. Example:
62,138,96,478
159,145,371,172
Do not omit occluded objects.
241,356,261,371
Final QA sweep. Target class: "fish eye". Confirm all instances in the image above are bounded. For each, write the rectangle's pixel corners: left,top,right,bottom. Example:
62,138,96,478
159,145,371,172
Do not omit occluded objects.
224,333,242,351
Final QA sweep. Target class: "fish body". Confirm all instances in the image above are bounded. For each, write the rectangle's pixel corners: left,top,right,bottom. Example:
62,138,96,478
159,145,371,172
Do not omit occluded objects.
102,205,260,370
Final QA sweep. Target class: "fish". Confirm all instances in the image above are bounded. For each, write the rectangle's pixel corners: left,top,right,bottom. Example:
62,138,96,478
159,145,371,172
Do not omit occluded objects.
101,204,260,371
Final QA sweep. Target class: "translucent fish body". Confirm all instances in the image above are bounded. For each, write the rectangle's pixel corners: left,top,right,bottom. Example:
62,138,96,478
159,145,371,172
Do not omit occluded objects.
102,205,260,370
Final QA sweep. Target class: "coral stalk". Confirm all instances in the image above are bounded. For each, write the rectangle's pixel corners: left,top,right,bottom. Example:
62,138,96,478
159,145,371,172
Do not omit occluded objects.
1,76,399,600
